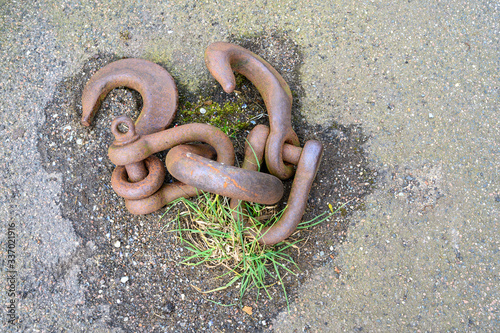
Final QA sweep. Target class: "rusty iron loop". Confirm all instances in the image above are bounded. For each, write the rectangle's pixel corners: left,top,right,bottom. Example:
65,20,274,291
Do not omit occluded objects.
125,144,218,215
108,116,235,167
205,42,300,180
111,155,166,200
229,125,322,245
81,58,178,182
229,125,271,219
251,140,323,245
126,183,199,216
227,124,301,215
167,144,284,205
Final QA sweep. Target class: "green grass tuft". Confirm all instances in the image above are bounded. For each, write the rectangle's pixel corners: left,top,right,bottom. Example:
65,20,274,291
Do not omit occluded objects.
161,193,347,309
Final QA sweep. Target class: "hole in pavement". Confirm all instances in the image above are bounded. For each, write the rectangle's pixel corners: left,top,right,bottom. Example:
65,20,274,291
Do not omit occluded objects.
37,32,375,332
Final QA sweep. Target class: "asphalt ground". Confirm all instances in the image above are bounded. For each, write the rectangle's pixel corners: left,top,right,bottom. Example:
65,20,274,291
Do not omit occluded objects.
0,0,498,332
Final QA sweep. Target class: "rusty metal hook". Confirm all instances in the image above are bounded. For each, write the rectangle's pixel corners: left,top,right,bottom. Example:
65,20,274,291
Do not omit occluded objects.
81,58,178,135
81,58,178,182
205,42,300,180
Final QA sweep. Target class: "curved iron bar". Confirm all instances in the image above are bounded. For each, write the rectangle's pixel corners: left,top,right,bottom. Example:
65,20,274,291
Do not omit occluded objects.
81,58,178,182
205,42,300,180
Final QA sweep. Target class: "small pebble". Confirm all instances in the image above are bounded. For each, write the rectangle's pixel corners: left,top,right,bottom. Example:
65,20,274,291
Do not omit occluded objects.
428,113,434,118
120,276,129,283
76,138,83,145
199,108,207,114
320,251,325,256
116,299,121,304
162,301,175,314
113,240,121,248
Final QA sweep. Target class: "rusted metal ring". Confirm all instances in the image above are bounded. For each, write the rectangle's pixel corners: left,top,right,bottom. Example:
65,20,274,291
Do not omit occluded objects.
108,121,235,167
125,182,199,215
167,144,284,205
250,140,323,245
125,144,218,215
110,115,140,146
111,155,166,200
229,125,269,219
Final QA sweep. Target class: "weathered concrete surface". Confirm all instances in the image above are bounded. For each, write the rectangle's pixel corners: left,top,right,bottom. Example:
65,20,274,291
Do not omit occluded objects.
0,0,498,331
272,1,500,332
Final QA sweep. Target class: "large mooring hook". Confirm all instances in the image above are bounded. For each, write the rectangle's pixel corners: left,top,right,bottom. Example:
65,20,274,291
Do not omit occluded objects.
205,42,300,180
81,58,178,182
81,58,178,135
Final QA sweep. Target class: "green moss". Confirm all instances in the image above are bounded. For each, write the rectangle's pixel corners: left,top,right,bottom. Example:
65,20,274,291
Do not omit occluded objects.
177,97,252,138
174,70,269,144
339,207,349,217
234,73,248,87
119,30,131,41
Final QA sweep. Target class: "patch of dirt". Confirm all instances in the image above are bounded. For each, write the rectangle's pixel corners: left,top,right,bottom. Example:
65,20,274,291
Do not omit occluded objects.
37,32,374,332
